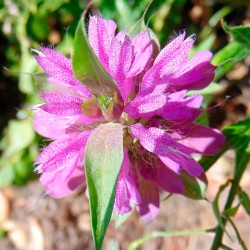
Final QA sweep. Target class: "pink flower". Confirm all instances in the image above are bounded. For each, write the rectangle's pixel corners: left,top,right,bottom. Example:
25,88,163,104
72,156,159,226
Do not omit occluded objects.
33,15,225,221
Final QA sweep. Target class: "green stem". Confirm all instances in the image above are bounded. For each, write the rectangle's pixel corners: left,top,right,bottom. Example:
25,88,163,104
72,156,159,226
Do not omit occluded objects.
128,228,215,250
211,152,249,250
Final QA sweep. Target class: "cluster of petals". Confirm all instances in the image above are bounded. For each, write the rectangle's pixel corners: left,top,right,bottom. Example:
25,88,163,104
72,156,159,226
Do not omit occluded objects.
33,15,225,220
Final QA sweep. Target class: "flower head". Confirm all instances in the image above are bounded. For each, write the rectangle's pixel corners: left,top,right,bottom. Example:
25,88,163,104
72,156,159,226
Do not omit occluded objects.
33,15,225,220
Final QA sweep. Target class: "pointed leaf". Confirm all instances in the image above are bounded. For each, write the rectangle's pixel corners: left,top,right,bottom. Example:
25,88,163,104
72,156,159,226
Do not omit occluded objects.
72,14,118,97
212,181,232,239
223,203,241,217
112,208,133,228
180,172,207,200
84,123,124,250
239,191,250,216
212,21,250,81
222,20,250,47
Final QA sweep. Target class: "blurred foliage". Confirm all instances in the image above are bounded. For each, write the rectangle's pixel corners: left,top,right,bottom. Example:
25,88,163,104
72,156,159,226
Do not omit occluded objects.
0,0,87,187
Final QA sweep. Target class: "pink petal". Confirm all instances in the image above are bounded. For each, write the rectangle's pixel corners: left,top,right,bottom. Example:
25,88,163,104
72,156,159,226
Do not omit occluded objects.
35,48,79,87
174,124,226,155
158,155,181,174
33,109,79,139
40,92,83,103
142,34,194,90
130,123,203,176
124,84,168,118
35,131,90,172
138,157,183,193
159,94,203,121
109,36,134,101
136,178,159,221
40,166,85,198
128,32,153,76
115,150,140,214
41,102,82,116
170,51,216,90
88,15,117,71
152,160,184,193
47,77,91,99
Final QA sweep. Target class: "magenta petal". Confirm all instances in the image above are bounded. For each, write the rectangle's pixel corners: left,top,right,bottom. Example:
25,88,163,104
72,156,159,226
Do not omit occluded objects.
158,155,181,174
124,84,168,118
159,94,203,121
41,102,82,116
170,51,216,90
139,157,183,193
130,123,203,176
35,48,79,87
142,34,194,89
174,124,226,155
40,92,83,103
115,150,140,214
35,131,90,172
137,178,159,221
33,109,79,139
109,36,134,101
128,32,153,76
152,160,184,193
88,15,116,70
40,166,85,198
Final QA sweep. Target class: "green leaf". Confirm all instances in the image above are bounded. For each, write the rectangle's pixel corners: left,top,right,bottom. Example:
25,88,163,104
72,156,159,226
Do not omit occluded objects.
212,41,248,81
239,191,250,216
115,0,136,28
212,180,232,238
222,20,250,47
180,172,207,200
84,123,124,250
212,22,250,81
72,13,118,98
200,118,250,172
223,203,240,217
112,208,133,228
128,0,152,38
128,0,160,58
188,82,224,96
209,7,233,27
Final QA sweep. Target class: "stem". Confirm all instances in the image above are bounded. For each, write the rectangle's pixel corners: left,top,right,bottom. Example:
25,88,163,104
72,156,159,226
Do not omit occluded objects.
128,228,215,250
211,152,249,249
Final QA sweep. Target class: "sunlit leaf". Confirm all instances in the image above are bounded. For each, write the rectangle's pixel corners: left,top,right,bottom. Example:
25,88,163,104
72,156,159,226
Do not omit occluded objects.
72,13,118,98
180,172,207,200
212,21,250,81
222,20,250,47
212,41,248,81
84,123,124,250
239,191,250,216
212,181,231,238
200,119,250,171
188,82,224,96
223,203,240,217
